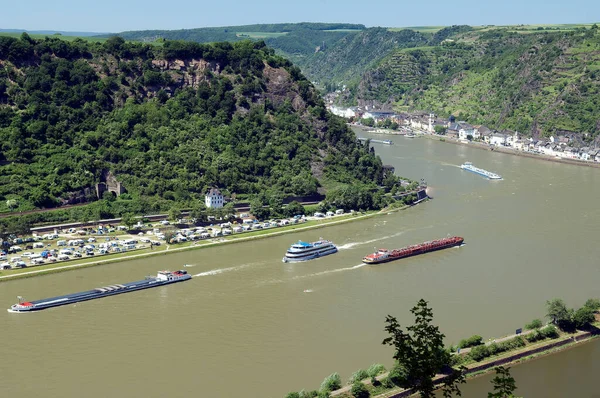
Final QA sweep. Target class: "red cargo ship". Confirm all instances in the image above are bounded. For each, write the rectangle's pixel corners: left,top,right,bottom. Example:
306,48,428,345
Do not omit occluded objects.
362,236,464,264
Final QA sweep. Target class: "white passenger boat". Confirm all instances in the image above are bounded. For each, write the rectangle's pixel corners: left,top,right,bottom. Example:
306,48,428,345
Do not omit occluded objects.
460,162,502,180
282,239,338,263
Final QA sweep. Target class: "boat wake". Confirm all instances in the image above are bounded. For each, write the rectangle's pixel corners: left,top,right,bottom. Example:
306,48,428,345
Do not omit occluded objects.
338,230,411,250
257,263,366,287
291,263,366,281
192,262,255,277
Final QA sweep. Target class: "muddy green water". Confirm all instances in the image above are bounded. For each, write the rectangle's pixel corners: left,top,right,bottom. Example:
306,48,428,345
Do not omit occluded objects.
2,132,600,398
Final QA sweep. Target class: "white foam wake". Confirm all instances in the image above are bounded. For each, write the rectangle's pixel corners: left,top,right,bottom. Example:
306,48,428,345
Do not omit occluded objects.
192,262,254,277
337,231,407,250
291,263,366,280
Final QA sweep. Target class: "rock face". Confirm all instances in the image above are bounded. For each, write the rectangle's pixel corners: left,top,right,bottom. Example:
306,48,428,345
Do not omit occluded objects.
152,58,213,89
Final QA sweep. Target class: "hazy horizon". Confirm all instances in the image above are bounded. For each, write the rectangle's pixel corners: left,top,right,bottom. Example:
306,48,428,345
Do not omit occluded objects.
2,0,599,33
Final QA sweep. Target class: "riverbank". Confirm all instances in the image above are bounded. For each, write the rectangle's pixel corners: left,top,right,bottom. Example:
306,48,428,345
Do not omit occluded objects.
329,325,599,398
421,133,600,169
0,208,410,283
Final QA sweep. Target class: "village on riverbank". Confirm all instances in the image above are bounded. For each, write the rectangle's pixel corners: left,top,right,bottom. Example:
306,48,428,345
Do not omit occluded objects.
331,105,600,166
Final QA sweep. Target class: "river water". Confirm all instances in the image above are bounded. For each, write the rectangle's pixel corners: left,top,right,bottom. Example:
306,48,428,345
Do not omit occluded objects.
2,132,600,398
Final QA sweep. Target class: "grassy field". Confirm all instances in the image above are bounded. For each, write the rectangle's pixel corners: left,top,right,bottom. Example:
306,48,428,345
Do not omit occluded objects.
0,32,107,42
235,31,288,39
389,26,446,33
388,23,598,34
323,29,363,32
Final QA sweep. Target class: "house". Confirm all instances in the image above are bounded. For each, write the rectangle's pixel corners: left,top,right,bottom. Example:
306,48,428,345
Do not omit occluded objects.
475,125,492,141
513,140,527,151
563,147,579,159
580,149,593,161
490,133,509,146
205,188,224,209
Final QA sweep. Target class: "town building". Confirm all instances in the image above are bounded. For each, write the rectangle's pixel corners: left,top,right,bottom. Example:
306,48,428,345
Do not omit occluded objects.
205,188,224,208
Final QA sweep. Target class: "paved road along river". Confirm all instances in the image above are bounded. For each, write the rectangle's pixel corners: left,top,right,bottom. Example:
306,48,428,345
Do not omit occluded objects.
2,131,600,398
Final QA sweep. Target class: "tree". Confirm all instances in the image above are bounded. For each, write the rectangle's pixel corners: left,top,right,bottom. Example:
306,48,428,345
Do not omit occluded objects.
434,125,447,134
382,299,465,398
169,207,182,222
6,199,17,211
250,197,270,220
189,201,207,222
546,298,574,331
319,373,341,394
284,201,305,217
487,366,517,398
584,298,600,312
573,306,595,329
121,213,136,230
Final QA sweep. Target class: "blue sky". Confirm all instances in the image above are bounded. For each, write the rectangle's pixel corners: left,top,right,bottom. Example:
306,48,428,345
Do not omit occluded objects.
2,0,599,33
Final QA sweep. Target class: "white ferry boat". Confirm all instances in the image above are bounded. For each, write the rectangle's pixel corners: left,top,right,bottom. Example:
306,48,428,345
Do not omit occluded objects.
282,239,338,263
460,162,502,180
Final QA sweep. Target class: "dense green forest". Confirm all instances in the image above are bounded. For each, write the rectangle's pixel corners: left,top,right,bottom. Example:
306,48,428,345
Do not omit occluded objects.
350,26,600,138
0,34,392,221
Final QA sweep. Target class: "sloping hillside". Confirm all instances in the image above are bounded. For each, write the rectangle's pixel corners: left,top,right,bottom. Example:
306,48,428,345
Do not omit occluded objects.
0,34,385,213
353,27,600,138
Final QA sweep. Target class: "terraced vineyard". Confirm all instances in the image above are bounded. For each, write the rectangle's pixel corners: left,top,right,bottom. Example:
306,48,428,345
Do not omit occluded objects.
354,26,600,138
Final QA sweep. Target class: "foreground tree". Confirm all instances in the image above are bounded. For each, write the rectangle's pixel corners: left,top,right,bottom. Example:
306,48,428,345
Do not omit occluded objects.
382,299,465,398
487,366,518,398
546,298,574,331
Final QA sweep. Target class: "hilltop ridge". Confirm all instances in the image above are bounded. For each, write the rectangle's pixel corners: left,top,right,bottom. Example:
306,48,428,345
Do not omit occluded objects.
0,34,386,214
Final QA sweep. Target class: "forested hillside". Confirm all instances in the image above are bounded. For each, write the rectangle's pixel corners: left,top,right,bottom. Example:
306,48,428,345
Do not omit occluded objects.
0,34,386,214
352,26,600,138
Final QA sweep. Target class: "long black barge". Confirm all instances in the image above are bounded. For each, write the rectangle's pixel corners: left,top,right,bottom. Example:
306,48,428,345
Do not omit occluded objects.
8,270,191,312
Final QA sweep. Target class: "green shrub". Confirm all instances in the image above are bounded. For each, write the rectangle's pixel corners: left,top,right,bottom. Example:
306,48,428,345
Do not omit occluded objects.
584,298,600,312
350,382,370,398
469,345,490,362
525,319,543,330
526,330,543,343
387,363,409,388
540,325,559,339
320,373,341,393
501,336,526,350
370,376,380,387
458,335,483,348
298,390,318,398
348,369,369,385
366,363,386,378
381,377,395,389
285,393,301,398
487,342,501,356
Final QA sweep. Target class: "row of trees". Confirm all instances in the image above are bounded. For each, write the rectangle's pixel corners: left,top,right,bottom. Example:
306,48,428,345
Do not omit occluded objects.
545,298,600,332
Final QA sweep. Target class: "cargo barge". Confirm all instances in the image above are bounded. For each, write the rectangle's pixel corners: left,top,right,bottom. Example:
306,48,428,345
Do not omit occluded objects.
460,162,502,180
362,236,464,264
8,270,191,312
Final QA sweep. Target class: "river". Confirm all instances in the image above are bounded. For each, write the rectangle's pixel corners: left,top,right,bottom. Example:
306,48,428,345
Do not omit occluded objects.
1,132,600,398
